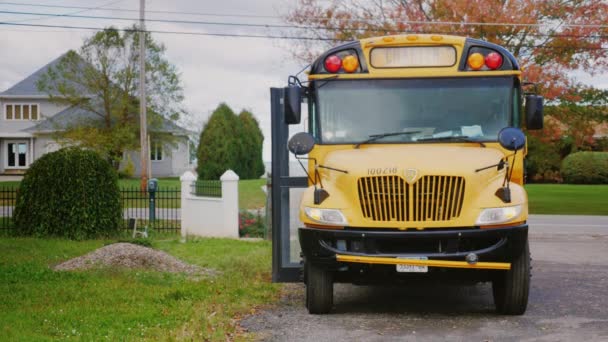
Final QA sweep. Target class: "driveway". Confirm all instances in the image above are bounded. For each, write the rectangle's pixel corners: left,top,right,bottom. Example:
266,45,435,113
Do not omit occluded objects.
241,215,608,341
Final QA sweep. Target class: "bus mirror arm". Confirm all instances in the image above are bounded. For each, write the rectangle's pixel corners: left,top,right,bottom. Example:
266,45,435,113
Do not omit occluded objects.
475,159,506,173
295,156,329,205
496,151,518,203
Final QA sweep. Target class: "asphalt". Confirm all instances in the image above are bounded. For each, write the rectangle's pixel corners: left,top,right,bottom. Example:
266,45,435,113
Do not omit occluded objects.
241,215,608,341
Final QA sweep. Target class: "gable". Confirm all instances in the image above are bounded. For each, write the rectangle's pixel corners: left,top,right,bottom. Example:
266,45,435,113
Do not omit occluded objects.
0,51,88,97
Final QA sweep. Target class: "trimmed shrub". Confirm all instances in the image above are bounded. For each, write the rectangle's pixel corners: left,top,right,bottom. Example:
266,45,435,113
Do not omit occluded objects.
561,152,608,184
14,147,122,239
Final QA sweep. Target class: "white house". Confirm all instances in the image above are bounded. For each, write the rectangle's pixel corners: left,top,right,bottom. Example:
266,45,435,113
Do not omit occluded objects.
0,53,193,177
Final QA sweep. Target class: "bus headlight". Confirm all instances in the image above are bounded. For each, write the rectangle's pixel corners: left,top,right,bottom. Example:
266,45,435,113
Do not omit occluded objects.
304,207,348,225
475,205,522,225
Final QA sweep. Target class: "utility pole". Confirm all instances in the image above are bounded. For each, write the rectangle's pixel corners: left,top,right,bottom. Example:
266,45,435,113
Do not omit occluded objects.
139,0,148,191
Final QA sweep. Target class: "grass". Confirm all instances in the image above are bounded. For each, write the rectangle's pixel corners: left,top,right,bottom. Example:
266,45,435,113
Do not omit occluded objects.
118,177,181,189
0,237,279,341
239,179,266,210
525,184,608,215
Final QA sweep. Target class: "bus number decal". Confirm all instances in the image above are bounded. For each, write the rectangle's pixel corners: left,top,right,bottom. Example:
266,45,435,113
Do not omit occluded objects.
368,167,398,175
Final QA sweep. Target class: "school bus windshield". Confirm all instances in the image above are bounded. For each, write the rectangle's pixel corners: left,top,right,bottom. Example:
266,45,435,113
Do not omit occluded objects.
313,77,518,144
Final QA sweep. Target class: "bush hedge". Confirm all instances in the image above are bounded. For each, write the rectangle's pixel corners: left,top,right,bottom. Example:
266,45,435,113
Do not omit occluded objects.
14,148,122,239
561,152,608,184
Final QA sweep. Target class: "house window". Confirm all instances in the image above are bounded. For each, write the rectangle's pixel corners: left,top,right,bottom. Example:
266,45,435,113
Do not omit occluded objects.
150,142,163,161
5,104,39,120
7,142,28,168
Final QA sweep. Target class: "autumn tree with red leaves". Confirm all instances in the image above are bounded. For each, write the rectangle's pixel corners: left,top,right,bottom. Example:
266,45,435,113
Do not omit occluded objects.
285,0,607,99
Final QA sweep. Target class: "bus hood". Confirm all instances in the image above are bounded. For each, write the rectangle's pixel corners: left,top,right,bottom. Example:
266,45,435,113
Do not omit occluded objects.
321,145,506,177
302,144,527,229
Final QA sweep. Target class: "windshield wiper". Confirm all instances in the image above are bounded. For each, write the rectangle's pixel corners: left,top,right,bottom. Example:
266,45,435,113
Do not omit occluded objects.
415,135,486,147
354,131,421,149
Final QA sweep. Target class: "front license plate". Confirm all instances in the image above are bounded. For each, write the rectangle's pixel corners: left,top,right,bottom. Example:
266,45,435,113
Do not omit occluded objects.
396,257,428,273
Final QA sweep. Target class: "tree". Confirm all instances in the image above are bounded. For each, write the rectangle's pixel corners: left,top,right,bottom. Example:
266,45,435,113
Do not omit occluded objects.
196,104,265,180
197,103,243,180
238,110,265,179
37,26,185,168
542,86,608,150
285,0,608,100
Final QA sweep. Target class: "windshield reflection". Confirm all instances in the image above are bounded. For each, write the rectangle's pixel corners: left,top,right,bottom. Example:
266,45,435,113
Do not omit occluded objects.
314,77,515,144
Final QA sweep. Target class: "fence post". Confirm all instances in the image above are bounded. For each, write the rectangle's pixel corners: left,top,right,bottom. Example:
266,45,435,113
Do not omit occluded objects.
220,170,239,237
180,171,196,239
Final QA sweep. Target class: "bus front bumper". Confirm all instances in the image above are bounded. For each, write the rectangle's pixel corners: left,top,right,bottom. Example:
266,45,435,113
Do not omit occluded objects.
298,224,528,271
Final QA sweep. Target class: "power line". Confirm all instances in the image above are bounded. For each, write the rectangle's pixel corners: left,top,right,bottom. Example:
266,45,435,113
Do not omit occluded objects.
0,9,607,40
3,0,124,24
0,1,281,19
0,21,605,50
0,21,338,41
0,3,607,29
0,9,287,27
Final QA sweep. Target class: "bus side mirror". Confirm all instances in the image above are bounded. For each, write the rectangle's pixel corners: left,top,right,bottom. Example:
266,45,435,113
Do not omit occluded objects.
498,127,526,151
525,95,543,130
284,86,302,124
288,132,315,155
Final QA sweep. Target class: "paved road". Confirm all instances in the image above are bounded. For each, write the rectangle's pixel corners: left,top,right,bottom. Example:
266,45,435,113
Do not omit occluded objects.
241,215,608,341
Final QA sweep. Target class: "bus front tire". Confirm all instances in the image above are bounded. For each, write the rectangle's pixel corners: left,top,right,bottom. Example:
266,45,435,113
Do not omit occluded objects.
305,262,333,314
492,240,530,315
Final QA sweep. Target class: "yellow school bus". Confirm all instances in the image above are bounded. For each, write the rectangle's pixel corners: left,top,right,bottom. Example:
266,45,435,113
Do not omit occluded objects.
280,34,544,315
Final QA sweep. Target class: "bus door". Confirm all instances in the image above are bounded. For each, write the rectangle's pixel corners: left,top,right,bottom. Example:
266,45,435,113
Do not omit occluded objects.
270,87,308,282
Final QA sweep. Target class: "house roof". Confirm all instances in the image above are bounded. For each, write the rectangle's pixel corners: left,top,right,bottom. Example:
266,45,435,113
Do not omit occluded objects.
25,104,190,136
0,52,71,97
24,105,100,133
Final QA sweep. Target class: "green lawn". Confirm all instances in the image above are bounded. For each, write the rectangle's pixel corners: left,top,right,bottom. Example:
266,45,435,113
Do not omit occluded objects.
0,237,278,341
118,177,181,189
525,184,608,215
239,179,266,210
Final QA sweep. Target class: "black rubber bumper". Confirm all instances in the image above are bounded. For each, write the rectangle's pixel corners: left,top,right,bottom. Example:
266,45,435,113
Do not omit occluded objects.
299,224,528,268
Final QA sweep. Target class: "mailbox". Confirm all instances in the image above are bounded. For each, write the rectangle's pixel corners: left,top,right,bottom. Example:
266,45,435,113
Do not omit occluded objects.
147,178,158,193
147,178,158,222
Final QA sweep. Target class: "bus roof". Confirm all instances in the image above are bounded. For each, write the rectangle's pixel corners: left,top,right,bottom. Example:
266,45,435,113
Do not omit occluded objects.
308,34,520,80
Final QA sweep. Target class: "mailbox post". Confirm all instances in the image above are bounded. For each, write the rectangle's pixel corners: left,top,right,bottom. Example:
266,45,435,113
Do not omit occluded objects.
147,178,158,222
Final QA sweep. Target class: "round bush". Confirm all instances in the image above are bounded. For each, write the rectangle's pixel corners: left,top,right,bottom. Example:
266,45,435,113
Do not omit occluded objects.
14,148,122,239
561,152,608,184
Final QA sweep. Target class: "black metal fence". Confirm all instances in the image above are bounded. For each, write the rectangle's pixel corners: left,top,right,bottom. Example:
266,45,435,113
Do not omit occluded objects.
0,186,181,234
191,180,222,197
0,187,17,233
121,187,181,233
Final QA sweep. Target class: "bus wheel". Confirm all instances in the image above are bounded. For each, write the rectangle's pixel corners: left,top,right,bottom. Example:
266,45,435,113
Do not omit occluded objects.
305,261,333,314
492,240,530,315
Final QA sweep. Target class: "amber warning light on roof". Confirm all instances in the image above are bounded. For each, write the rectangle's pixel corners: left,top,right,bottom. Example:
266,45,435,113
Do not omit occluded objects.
370,46,457,68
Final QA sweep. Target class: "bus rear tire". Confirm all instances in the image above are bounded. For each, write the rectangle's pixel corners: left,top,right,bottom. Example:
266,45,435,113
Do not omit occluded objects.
492,240,530,315
305,262,333,314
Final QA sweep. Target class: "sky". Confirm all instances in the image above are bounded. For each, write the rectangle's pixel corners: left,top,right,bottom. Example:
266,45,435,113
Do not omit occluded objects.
0,0,606,162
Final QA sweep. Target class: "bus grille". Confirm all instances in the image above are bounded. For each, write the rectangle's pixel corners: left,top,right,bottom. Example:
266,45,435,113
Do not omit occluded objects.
357,175,466,222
